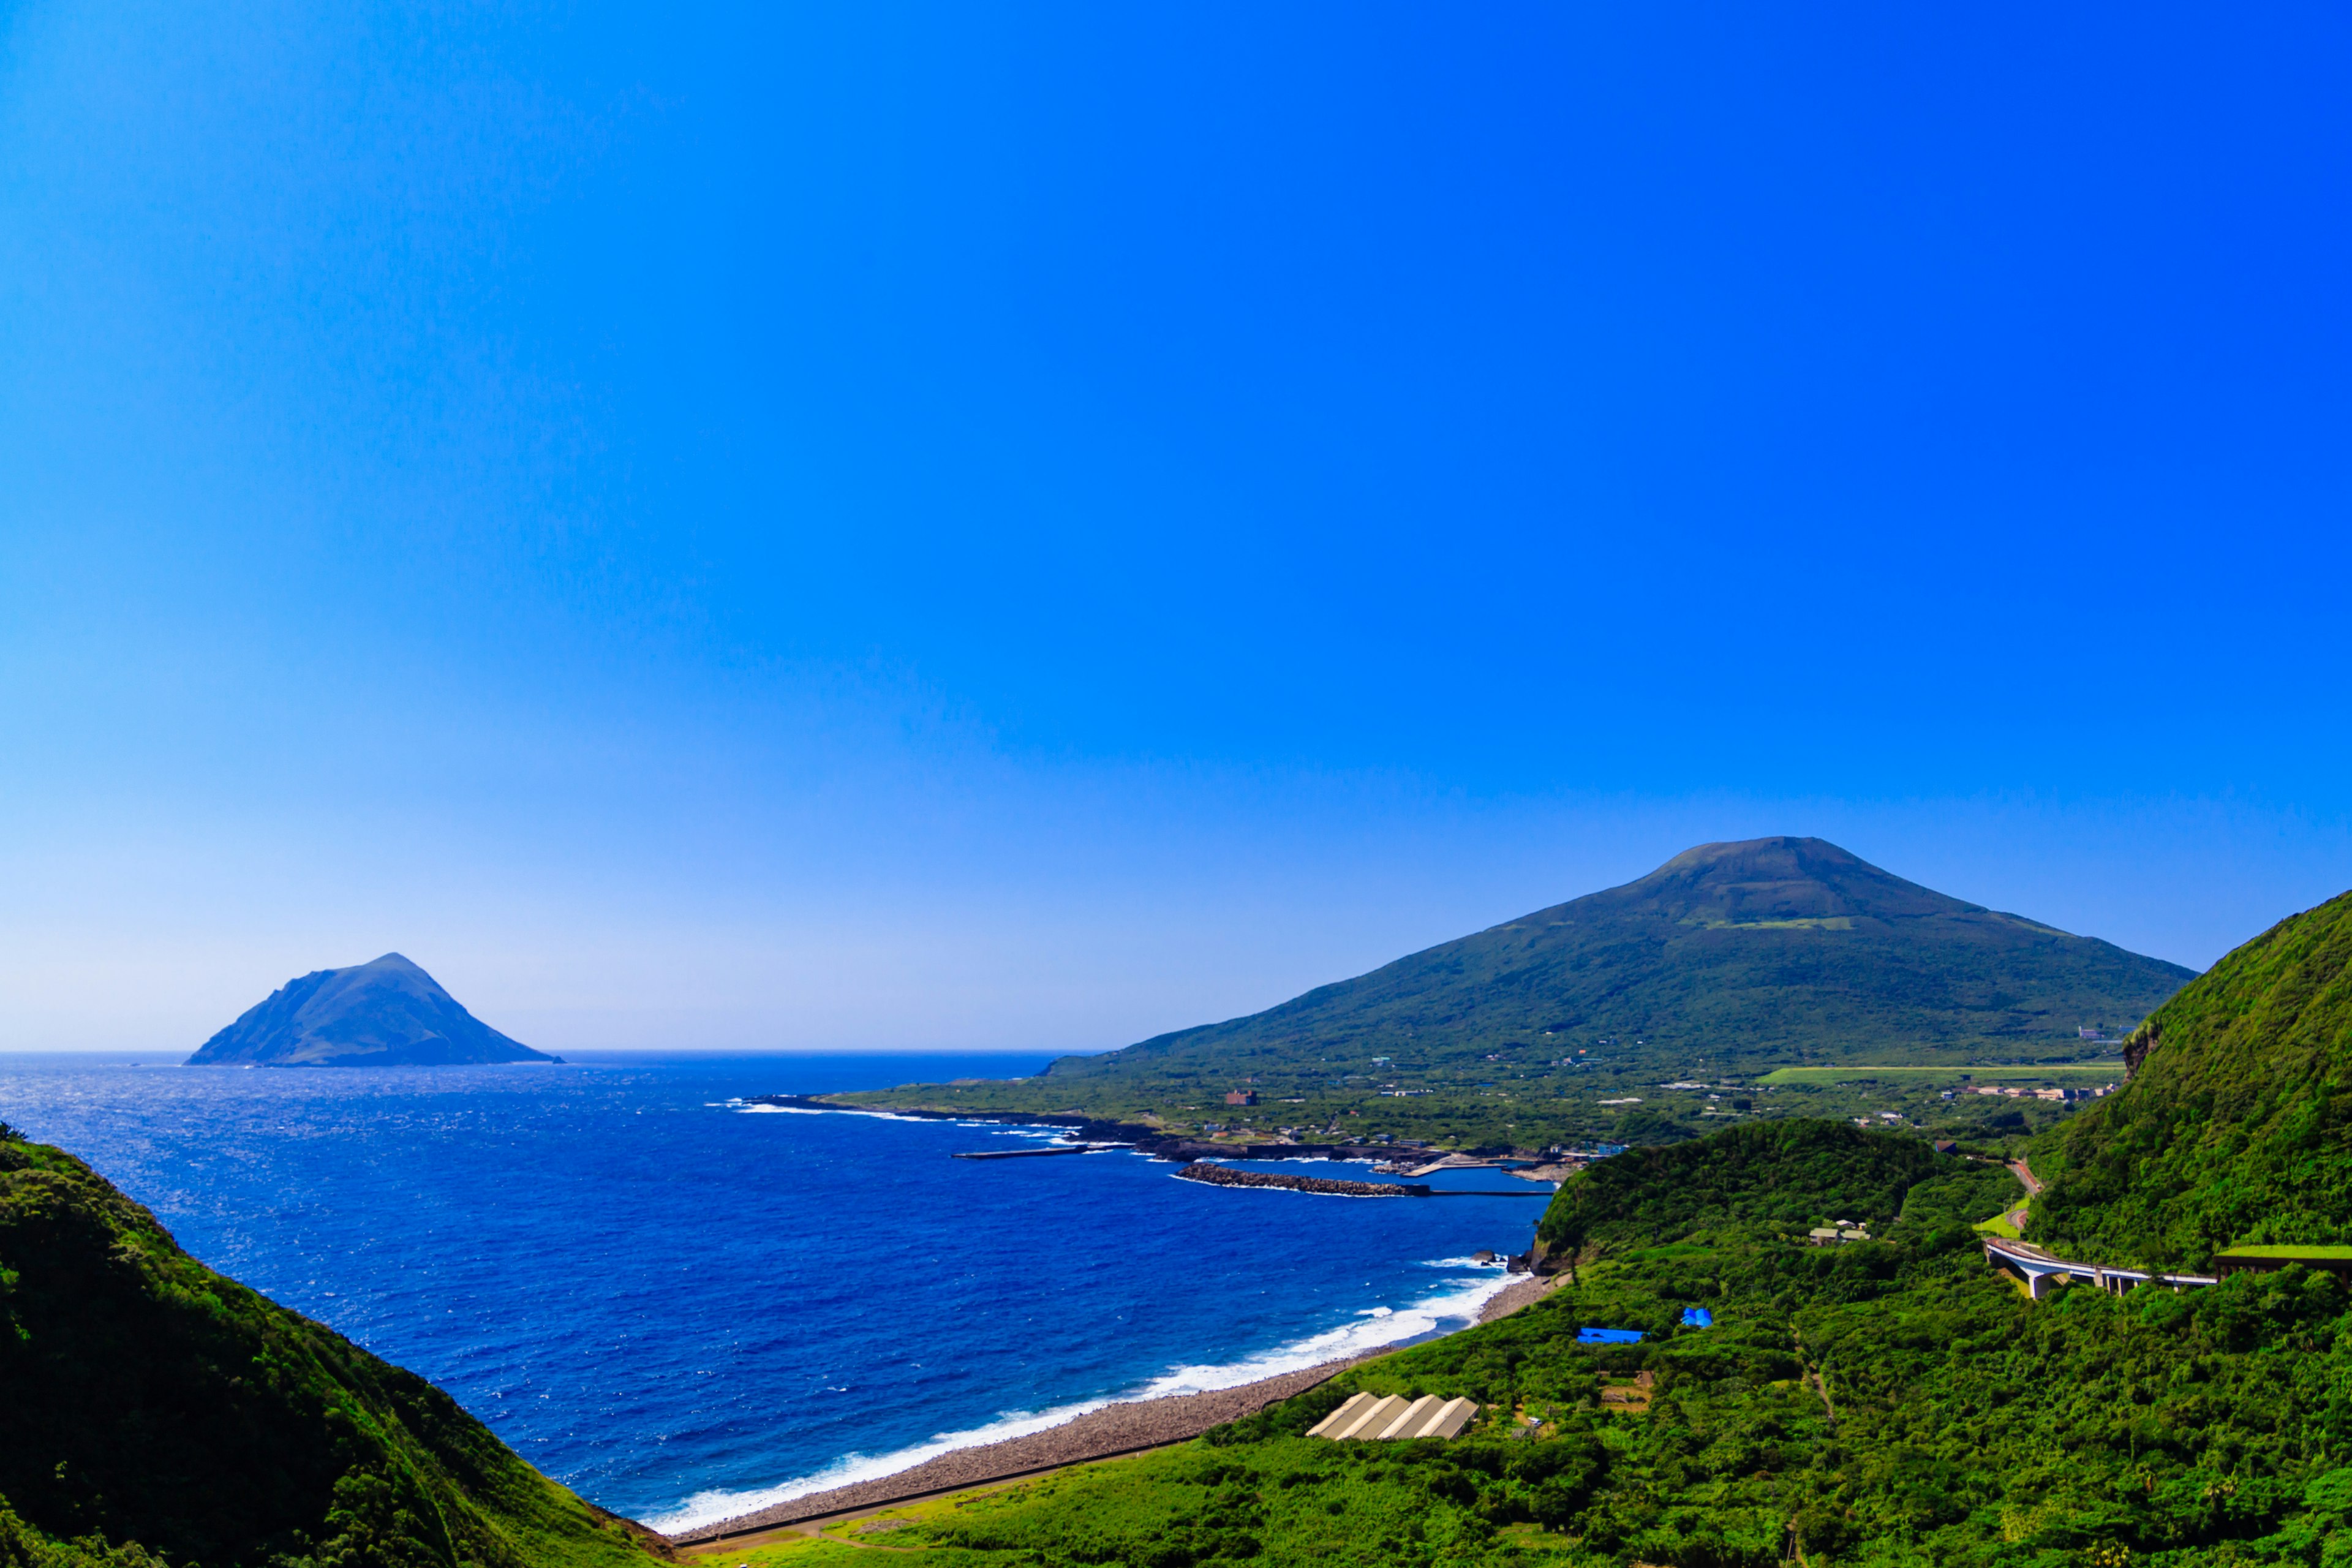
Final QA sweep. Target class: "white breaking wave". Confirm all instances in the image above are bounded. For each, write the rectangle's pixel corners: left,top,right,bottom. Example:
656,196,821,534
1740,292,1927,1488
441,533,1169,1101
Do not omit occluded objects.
640,1263,1518,1535
640,1395,1117,1536
1126,1269,1515,1401
721,1100,935,1123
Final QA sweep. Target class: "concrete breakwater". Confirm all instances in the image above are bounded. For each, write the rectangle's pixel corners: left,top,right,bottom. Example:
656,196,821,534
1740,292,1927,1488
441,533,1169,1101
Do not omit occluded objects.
1174,1162,1430,1197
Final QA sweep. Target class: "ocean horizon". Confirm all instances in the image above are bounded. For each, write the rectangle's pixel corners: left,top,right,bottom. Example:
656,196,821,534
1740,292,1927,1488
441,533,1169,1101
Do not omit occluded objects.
0,1050,1552,1530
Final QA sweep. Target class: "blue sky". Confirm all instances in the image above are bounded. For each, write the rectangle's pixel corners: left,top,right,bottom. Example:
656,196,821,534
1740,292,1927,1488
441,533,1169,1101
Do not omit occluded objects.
6,2,2350,1051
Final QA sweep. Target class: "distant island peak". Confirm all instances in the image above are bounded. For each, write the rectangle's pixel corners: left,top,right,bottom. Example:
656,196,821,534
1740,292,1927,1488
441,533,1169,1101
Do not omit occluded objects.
185,952,557,1067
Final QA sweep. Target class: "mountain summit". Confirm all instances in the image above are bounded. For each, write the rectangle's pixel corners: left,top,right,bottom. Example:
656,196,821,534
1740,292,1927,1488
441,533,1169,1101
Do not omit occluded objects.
1041,835,2195,1084
186,952,554,1066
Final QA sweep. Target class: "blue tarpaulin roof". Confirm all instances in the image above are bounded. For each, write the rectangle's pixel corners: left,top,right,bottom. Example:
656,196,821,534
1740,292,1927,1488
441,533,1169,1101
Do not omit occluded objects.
1577,1326,1645,1344
1681,1307,1714,1328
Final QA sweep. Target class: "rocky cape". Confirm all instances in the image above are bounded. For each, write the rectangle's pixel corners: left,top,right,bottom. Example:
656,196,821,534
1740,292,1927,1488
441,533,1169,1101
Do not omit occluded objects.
753,1095,1405,1164
187,952,557,1067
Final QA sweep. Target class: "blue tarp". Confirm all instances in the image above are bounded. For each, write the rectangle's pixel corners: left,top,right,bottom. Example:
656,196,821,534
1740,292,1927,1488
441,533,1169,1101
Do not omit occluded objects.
1577,1327,1645,1344
1681,1307,1714,1328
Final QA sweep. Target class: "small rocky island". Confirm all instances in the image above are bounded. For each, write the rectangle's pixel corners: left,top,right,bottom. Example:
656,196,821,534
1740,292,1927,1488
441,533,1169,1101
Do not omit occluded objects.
186,952,557,1066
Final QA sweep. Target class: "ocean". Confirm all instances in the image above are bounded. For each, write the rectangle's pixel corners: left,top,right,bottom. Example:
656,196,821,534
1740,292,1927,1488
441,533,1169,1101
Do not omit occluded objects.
0,1052,1555,1532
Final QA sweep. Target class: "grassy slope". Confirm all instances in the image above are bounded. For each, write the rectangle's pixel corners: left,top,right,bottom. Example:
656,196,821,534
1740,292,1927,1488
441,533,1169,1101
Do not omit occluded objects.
827,839,2190,1147
711,1118,2352,1567
0,1134,658,1568
2032,889,2352,1269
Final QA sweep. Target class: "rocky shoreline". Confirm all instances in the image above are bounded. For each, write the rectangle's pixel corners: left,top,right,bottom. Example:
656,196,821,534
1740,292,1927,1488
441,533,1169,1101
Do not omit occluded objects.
745,1095,1406,1165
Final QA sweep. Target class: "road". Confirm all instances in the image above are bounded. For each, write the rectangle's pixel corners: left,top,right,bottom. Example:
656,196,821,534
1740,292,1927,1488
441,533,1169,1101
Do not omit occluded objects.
2003,1156,2041,1232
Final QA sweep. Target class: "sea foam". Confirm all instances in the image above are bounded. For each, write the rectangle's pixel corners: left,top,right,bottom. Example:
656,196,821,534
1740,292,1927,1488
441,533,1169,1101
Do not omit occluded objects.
640,1262,1518,1535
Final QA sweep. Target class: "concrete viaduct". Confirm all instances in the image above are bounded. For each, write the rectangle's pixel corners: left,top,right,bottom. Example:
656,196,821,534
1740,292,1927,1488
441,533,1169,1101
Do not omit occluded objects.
1983,1237,2217,1300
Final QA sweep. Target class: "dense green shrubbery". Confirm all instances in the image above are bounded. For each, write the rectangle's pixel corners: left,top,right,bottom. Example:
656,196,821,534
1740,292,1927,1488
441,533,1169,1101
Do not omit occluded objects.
2035,889,2352,1267
1535,1120,1953,1256
872,1226,2352,1566
0,1140,656,1568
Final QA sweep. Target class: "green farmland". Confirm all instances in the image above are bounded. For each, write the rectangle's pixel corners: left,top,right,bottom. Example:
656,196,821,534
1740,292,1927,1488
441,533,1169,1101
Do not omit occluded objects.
1755,1062,2126,1085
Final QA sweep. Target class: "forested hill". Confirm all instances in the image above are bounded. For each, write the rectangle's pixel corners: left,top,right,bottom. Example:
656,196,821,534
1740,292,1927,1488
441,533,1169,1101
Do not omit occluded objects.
1069,837,2187,1077
2034,887,2352,1269
1534,1119,1959,1256
0,1128,658,1568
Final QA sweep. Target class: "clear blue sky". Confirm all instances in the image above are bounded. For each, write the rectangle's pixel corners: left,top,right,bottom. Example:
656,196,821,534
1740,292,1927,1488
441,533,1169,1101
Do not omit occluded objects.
6,3,2349,1051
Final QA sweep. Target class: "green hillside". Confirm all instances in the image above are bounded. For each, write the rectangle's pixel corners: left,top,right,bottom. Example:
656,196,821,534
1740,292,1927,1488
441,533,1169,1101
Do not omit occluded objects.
2033,888,2352,1269
0,1127,659,1568
829,838,2191,1143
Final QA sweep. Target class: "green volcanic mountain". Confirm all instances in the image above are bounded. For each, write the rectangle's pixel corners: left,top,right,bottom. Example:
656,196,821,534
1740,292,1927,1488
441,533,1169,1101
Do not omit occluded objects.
1058,836,2184,1080
2033,888,2352,1268
0,1128,654,1568
827,837,2192,1144
187,952,554,1067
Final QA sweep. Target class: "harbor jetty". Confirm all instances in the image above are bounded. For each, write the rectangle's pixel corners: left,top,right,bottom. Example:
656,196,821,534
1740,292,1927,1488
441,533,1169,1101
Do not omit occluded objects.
1174,1161,1429,1197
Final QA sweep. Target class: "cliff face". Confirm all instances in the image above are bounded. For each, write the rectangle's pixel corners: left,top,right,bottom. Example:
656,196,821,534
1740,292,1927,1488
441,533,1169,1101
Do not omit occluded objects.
0,1132,654,1568
187,952,554,1066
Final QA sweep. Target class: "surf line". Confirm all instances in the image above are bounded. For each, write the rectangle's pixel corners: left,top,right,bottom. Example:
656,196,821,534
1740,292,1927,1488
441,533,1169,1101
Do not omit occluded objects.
645,1266,1521,1540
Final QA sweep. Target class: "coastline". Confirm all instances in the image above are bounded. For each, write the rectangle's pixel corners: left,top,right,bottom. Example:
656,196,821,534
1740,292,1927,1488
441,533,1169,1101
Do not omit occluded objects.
663,1359,1368,1544
745,1094,1403,1166
649,1096,1570,1545
663,1267,1571,1547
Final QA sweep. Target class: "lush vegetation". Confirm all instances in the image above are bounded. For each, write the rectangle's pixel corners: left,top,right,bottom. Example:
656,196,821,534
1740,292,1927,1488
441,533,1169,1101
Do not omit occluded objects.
0,1134,658,1568
711,1096,2352,1567
825,838,2187,1148
1533,1120,1961,1256
2033,890,2352,1269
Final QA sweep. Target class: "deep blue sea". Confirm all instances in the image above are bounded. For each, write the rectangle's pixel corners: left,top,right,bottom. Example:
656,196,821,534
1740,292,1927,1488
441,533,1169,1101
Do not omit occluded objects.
0,1052,1553,1532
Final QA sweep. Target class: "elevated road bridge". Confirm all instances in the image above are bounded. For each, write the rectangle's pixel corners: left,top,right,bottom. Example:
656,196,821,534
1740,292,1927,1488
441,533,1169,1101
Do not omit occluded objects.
1984,1237,2217,1300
